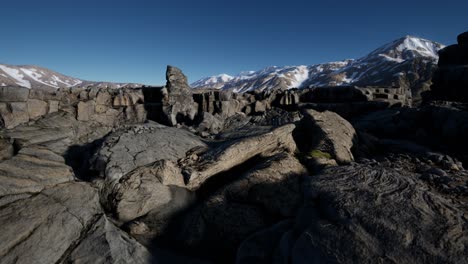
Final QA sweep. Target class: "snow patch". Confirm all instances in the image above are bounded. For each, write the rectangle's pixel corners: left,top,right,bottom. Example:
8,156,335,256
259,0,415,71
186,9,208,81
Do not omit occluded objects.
0,65,31,88
21,68,59,89
287,66,309,88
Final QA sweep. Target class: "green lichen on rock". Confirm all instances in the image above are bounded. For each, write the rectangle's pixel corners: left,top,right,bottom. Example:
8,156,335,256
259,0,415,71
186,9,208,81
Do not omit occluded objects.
308,150,332,159
295,149,332,161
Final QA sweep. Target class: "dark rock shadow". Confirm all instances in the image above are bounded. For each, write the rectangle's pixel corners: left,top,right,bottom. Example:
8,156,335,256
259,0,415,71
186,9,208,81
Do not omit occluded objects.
145,156,306,263
64,136,108,181
142,86,165,123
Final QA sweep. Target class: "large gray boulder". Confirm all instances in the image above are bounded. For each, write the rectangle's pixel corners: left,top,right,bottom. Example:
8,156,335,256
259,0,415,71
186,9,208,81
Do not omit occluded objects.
184,124,298,190
92,123,207,181
298,109,357,164
101,160,188,222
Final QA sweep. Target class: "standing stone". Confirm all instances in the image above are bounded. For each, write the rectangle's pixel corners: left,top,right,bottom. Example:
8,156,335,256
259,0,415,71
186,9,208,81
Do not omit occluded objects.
161,66,198,126
166,65,191,95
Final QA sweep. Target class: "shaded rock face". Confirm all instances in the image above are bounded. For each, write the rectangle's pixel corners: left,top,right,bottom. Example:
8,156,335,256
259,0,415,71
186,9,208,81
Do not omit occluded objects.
429,31,468,102
176,153,307,259
354,104,468,164
237,158,468,264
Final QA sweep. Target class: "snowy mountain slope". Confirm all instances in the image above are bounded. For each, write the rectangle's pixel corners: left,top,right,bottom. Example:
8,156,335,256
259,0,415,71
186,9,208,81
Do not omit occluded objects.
0,64,142,90
191,36,445,94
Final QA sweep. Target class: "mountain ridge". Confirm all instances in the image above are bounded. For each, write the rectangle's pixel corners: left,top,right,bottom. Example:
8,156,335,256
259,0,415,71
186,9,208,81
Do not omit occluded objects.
191,36,445,95
0,63,142,91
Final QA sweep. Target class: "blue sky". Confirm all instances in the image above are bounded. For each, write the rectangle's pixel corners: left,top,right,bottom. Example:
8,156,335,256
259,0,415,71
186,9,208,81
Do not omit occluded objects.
1,0,467,85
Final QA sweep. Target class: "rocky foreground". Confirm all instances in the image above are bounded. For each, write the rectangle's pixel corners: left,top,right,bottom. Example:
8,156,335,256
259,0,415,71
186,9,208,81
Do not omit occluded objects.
0,33,467,264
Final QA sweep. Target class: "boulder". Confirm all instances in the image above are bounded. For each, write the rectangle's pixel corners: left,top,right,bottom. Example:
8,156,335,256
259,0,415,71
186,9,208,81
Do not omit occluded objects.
184,124,298,190
91,123,207,181
101,160,186,222
95,90,112,105
77,100,96,121
254,100,267,114
48,100,59,113
27,99,48,119
298,109,356,164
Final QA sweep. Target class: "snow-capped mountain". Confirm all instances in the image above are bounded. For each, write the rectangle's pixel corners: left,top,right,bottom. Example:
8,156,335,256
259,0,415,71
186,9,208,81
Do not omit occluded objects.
0,64,142,90
191,74,234,89
191,36,445,96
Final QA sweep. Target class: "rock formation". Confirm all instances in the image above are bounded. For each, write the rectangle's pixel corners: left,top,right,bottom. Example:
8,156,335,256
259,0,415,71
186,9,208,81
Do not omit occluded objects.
161,66,198,126
0,33,467,263
429,31,468,102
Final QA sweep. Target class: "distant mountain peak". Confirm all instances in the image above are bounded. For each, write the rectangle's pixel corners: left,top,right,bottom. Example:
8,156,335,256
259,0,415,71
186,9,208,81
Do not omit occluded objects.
367,36,445,61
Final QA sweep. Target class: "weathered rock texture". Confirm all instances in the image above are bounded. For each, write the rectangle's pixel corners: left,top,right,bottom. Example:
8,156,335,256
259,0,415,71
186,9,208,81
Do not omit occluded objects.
183,124,298,190
161,66,198,125
298,109,357,164
236,159,468,263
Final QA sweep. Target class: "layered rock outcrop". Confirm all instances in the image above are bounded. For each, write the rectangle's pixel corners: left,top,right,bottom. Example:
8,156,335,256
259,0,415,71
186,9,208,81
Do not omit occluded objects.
0,86,146,129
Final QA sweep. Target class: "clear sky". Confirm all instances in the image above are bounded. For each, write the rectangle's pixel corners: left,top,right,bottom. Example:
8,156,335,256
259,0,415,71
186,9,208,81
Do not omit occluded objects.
1,0,467,85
